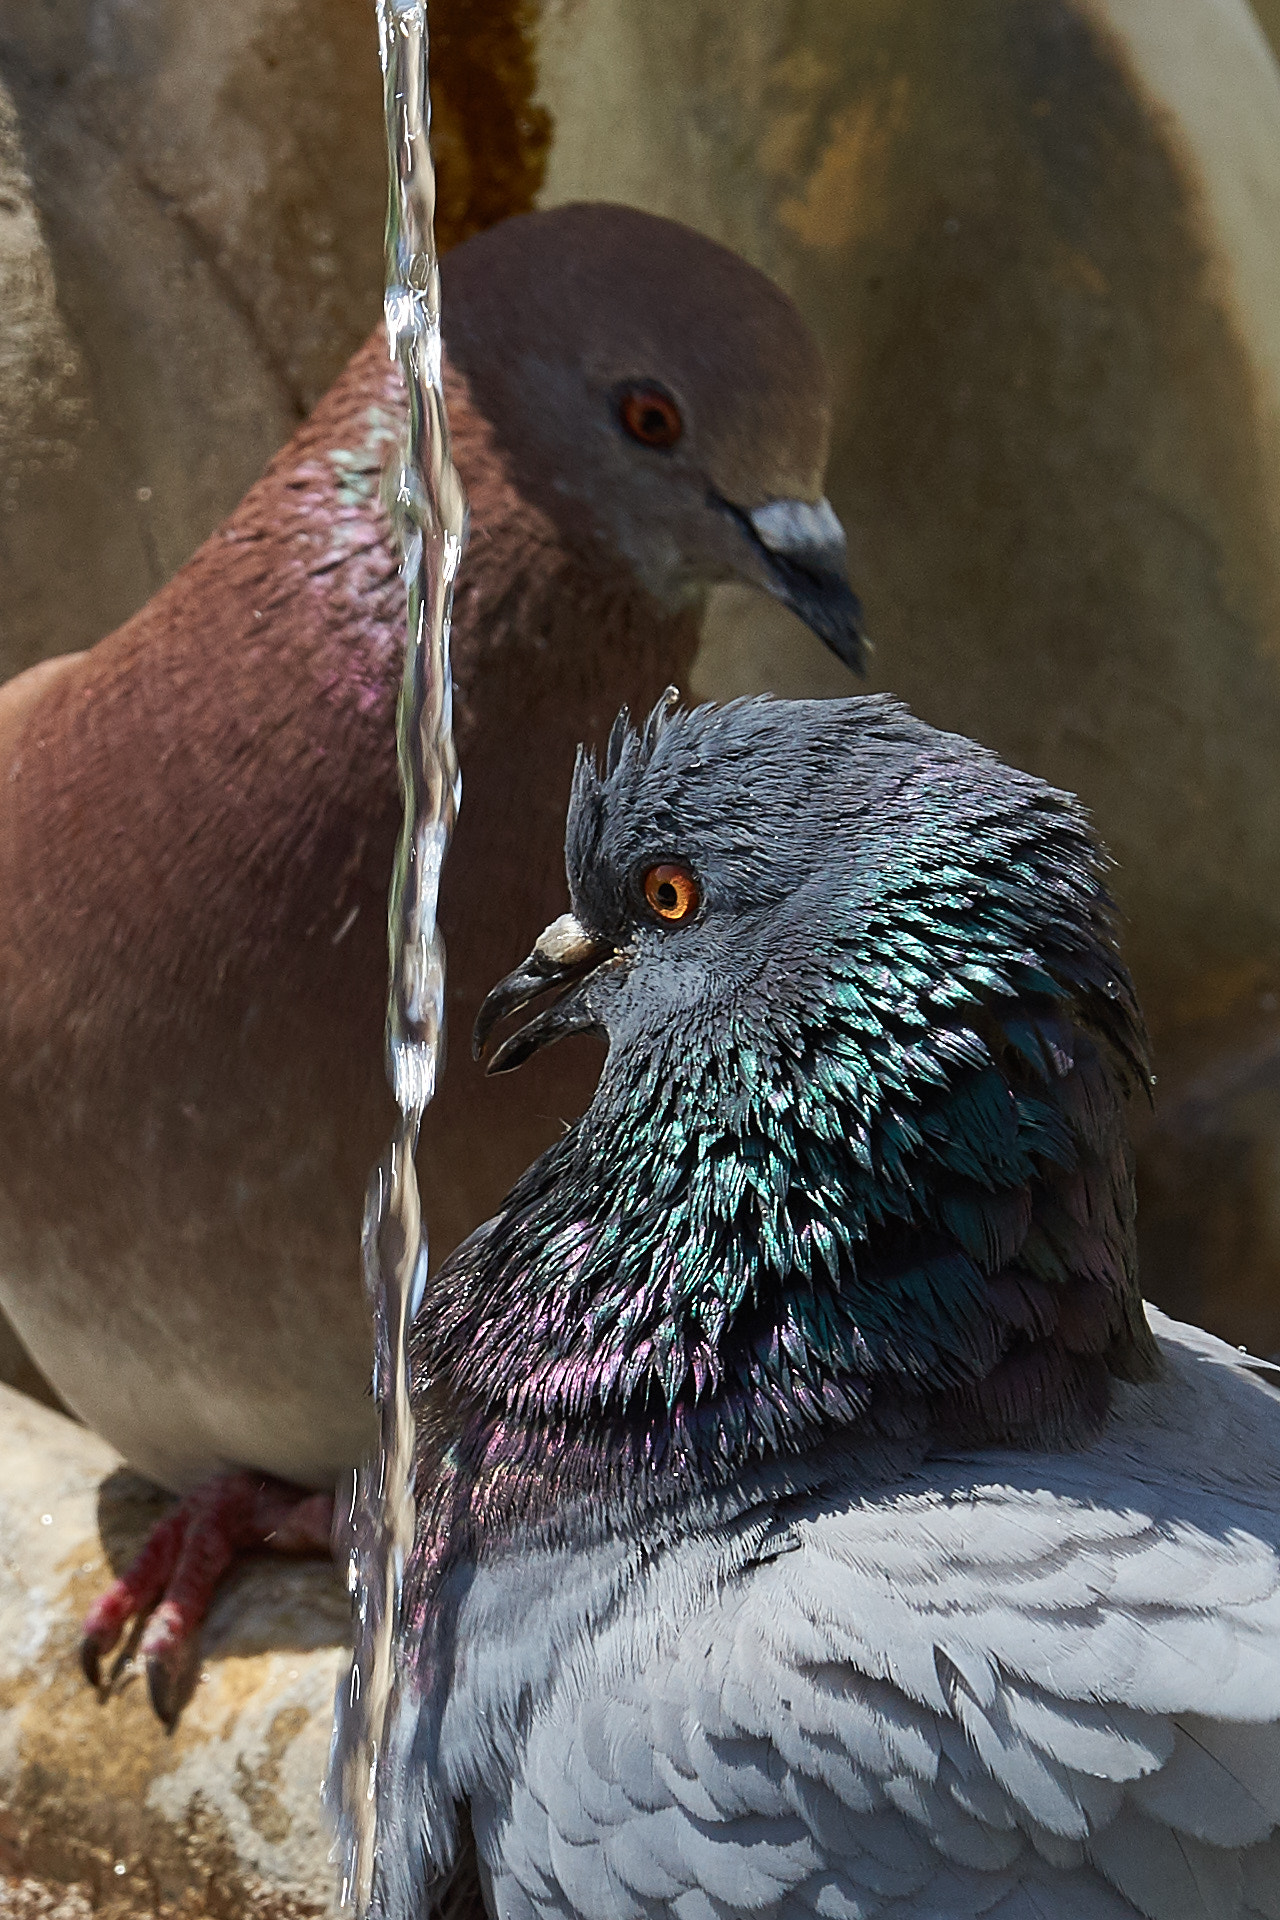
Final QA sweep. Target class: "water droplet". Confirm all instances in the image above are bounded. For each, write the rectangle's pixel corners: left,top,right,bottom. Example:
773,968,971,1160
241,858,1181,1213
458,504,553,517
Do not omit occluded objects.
40,1513,51,1526
327,7,466,1911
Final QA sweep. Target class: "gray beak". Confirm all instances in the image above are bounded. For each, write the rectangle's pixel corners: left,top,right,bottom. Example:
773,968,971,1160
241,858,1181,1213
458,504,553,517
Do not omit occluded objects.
733,495,868,674
473,913,615,1075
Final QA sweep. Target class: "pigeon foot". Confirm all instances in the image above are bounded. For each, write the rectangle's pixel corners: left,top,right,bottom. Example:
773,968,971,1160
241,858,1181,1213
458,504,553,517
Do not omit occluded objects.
81,1470,334,1725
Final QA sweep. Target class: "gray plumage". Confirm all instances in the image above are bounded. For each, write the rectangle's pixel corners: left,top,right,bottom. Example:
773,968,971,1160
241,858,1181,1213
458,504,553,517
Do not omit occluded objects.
380,697,1280,1920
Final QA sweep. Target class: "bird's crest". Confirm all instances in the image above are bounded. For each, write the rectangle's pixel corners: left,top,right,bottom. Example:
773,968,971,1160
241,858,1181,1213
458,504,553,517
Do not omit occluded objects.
598,685,683,781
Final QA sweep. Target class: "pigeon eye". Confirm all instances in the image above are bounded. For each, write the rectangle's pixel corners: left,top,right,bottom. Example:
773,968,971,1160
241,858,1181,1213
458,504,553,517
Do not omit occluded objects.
642,863,700,924
618,385,683,450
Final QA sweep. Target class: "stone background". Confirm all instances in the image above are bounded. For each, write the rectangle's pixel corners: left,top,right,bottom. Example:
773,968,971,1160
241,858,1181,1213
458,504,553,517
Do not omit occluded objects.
0,1386,346,1917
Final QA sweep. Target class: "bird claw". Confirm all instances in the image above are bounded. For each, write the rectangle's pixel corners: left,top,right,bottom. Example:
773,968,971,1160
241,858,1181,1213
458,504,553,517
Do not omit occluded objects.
141,1603,201,1727
80,1571,148,1693
146,1651,192,1730
80,1471,334,1723
79,1632,104,1692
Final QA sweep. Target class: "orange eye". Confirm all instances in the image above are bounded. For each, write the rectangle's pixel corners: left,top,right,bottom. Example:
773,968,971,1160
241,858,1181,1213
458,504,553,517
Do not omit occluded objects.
618,385,683,450
643,863,700,923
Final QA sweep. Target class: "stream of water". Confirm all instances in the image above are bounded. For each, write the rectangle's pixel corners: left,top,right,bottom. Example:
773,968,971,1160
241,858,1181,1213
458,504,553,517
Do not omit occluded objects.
328,3,466,1911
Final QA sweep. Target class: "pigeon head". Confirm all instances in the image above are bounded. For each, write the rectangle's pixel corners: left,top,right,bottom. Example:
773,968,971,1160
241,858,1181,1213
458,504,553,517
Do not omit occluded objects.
476,692,945,1073
442,696,1159,1496
443,203,865,670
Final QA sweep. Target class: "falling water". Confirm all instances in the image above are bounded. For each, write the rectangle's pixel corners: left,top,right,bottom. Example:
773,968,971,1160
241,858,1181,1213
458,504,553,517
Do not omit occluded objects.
328,2,466,1912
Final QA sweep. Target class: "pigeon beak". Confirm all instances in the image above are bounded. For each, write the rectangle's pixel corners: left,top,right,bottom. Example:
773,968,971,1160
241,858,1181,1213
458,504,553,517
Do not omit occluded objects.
472,912,616,1076
728,495,869,675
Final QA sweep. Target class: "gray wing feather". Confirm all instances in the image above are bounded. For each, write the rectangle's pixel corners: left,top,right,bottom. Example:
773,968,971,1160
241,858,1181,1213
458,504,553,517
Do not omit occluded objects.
1242,1835,1280,1916
1087,1806,1244,1918
1128,1719,1280,1847
473,1319,1280,1918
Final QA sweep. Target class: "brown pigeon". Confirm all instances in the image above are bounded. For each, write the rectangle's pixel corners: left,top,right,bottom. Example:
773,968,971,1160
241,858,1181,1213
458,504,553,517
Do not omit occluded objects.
0,203,862,1715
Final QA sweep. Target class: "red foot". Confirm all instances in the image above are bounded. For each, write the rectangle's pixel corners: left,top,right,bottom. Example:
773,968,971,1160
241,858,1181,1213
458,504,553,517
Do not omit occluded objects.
81,1470,334,1724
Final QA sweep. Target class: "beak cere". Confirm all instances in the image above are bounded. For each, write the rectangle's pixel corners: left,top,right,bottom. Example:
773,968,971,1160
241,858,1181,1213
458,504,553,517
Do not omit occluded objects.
472,913,615,1075
740,495,869,676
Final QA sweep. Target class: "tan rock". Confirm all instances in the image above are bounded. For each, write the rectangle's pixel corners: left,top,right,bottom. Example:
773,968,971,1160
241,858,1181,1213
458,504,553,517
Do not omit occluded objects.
0,1876,92,1920
0,1387,347,1917
0,28,299,679
0,86,87,513
1253,0,1280,60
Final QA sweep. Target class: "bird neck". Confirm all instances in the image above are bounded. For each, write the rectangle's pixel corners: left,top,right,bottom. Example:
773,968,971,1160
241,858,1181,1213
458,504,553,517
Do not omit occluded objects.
16,338,702,1050
420,932,1160,1539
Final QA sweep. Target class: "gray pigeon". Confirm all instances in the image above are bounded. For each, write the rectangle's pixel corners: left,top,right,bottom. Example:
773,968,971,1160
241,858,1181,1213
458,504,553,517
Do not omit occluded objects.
378,694,1280,1920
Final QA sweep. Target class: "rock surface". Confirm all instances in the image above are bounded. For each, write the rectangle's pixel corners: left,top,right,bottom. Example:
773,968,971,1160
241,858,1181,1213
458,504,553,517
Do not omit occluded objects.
0,1387,347,1917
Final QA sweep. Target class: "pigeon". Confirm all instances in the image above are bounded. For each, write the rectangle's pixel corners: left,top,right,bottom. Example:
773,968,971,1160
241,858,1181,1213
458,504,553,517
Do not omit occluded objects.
0,204,864,1716
380,693,1280,1920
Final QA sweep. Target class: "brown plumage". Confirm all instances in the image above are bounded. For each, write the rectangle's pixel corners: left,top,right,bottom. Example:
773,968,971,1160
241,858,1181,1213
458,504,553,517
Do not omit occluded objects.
0,204,860,1510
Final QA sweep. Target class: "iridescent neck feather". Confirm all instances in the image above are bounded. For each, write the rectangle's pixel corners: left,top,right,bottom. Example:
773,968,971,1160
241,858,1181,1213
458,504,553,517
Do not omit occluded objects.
417,779,1158,1532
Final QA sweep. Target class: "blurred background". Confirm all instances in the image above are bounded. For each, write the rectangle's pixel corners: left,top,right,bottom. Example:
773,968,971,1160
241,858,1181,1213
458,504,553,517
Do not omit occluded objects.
3,0,1280,1350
